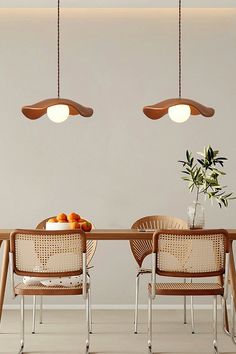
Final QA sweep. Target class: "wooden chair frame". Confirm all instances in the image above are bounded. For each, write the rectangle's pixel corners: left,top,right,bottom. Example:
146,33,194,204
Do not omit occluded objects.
32,216,97,334
130,215,189,333
9,229,90,354
148,229,230,354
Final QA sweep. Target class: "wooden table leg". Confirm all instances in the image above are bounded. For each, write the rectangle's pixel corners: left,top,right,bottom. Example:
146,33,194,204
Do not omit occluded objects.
0,240,10,322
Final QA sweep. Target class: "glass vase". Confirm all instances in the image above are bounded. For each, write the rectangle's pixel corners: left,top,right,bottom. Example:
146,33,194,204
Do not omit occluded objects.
187,201,205,229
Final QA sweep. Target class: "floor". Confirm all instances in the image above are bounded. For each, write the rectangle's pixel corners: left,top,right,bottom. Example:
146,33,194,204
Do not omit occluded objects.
1,309,236,354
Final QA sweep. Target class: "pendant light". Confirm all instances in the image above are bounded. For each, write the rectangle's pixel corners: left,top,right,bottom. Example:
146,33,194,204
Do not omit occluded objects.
22,0,93,123
143,0,214,123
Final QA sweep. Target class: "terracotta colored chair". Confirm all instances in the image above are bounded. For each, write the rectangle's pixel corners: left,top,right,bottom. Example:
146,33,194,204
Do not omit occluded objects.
130,215,189,333
148,229,229,354
9,229,91,354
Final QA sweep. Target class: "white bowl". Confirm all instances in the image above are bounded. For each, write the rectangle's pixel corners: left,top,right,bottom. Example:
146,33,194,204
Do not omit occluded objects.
46,222,72,230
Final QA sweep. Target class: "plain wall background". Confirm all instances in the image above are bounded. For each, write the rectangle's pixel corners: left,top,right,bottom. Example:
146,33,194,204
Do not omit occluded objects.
1,8,236,307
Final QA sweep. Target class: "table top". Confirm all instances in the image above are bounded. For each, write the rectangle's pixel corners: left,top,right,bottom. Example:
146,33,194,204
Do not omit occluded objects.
0,228,236,241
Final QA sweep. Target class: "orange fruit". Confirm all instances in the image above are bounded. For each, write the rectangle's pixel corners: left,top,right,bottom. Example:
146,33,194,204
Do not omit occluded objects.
67,212,80,222
70,222,80,229
68,219,77,224
78,218,86,223
48,217,57,223
57,213,68,222
81,221,92,232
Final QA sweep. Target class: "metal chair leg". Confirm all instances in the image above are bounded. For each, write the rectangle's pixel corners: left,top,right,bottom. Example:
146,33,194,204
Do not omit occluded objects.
134,272,140,334
231,295,236,345
32,295,36,334
18,295,24,354
148,294,152,354
184,278,187,324
213,295,219,354
222,297,231,336
190,295,195,334
85,292,90,354
88,286,92,334
39,296,43,324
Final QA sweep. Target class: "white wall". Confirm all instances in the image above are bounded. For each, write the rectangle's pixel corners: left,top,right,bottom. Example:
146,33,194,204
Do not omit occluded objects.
2,1,236,8
1,8,236,307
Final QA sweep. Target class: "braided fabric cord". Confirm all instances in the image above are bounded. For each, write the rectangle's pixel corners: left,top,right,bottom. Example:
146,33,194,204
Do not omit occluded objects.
130,216,187,267
157,233,226,274
15,233,83,273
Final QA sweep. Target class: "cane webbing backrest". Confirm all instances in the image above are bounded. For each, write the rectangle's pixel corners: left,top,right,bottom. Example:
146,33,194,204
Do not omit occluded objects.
10,229,86,277
130,215,187,267
153,229,229,277
36,217,97,266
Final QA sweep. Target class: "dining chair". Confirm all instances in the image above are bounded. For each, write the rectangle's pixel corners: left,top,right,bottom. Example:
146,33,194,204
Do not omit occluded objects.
9,229,90,354
130,215,190,334
32,216,97,334
148,228,229,354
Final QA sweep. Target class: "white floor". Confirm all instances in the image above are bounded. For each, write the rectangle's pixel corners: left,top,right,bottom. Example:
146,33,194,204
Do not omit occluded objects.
1,309,236,354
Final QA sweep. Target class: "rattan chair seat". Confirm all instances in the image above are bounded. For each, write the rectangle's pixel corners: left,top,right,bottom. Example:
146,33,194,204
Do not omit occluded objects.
15,282,89,296
149,282,223,296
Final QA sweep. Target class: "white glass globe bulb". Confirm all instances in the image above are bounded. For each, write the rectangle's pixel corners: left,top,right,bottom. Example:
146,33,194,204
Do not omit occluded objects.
47,104,69,123
168,104,191,123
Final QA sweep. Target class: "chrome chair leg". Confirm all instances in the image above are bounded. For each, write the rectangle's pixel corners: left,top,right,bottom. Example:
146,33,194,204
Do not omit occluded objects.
213,295,219,354
184,278,187,324
32,295,36,334
231,295,236,345
85,292,90,354
87,273,92,334
190,278,195,334
39,296,43,324
134,272,140,334
88,286,92,334
148,294,152,354
190,295,195,334
222,297,231,336
18,295,25,354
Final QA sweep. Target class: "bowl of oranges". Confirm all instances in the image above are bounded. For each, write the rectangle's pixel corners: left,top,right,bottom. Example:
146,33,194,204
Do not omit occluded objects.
46,212,93,232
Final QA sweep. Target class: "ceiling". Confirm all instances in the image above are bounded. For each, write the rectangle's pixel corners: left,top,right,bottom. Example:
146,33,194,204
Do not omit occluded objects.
1,0,236,8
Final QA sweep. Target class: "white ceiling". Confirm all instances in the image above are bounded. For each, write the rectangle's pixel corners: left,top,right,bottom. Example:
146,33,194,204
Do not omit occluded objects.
1,0,236,8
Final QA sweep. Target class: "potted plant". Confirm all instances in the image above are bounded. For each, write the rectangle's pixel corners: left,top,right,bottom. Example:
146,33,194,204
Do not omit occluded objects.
179,146,235,229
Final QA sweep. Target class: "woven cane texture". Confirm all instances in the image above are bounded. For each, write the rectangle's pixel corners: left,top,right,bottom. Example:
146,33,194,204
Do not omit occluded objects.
130,216,187,267
154,283,222,290
14,232,83,275
14,282,86,296
156,232,226,275
148,282,224,296
36,217,97,266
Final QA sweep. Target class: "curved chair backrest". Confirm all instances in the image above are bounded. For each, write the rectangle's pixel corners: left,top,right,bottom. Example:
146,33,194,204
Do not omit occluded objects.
36,217,97,266
10,229,86,277
130,215,187,268
153,229,229,278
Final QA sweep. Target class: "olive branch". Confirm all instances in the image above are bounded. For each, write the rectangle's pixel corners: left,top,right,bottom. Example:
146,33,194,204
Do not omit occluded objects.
179,146,235,228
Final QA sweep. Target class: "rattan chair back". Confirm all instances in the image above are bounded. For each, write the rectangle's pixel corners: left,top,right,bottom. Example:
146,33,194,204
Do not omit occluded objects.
153,229,229,278
36,217,97,266
130,215,187,267
10,229,86,277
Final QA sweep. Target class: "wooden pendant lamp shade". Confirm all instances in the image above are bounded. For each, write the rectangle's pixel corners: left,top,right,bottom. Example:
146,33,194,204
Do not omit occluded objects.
22,0,93,122
143,0,214,122
143,98,214,120
22,98,93,120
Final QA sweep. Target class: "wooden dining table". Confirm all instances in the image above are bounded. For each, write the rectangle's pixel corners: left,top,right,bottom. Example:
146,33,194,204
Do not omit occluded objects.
1,228,236,323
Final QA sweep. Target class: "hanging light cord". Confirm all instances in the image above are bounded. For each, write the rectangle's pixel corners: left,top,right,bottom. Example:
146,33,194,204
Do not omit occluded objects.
178,0,182,99
57,0,60,99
